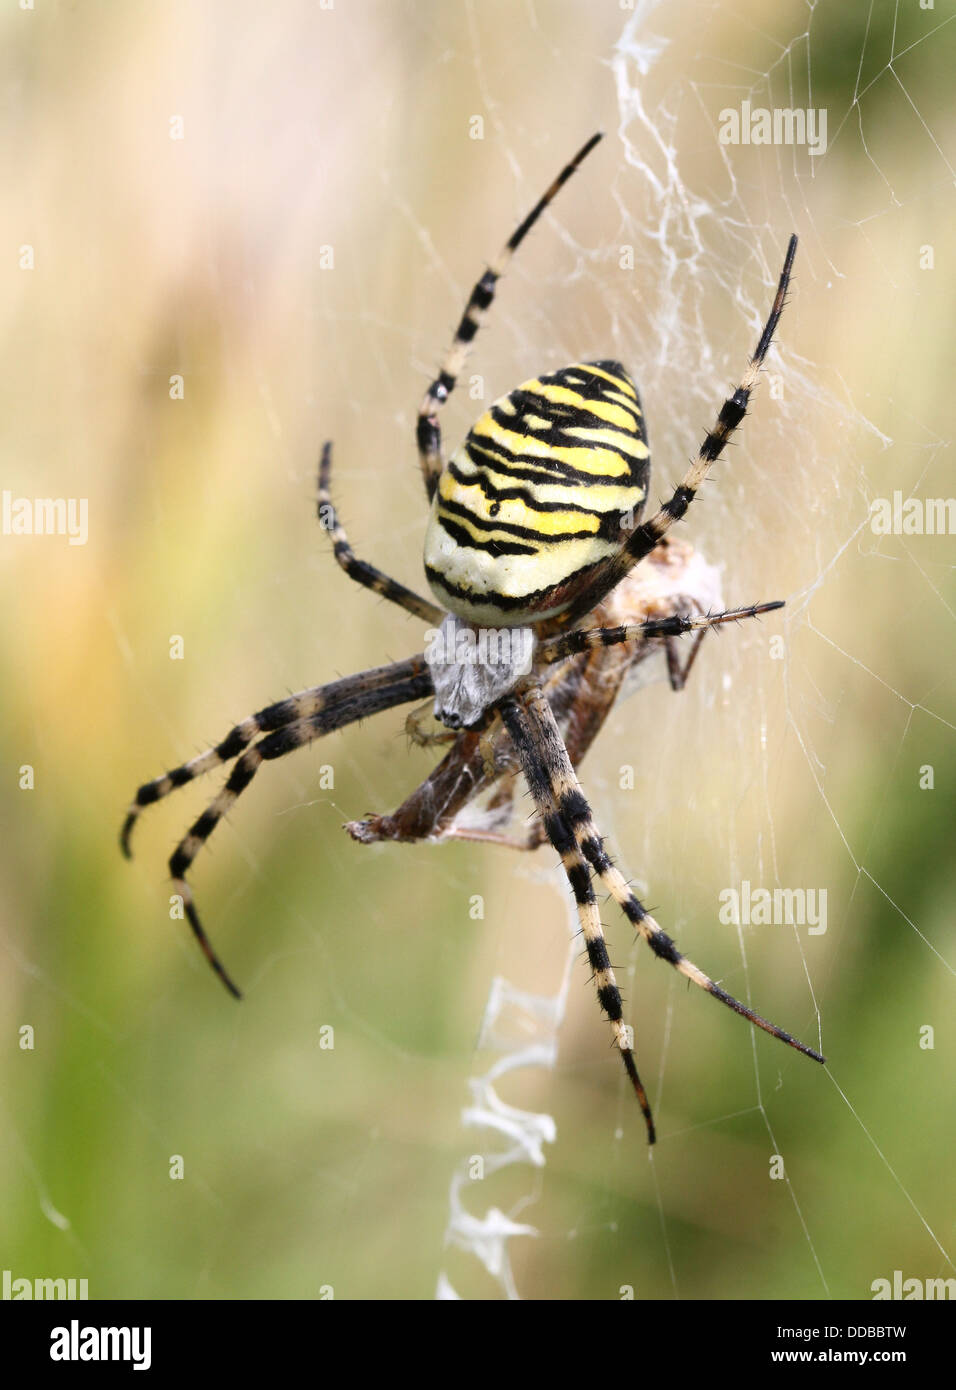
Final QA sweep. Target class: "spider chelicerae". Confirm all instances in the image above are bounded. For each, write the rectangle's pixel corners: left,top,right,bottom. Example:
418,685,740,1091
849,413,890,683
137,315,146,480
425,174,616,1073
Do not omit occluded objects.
121,131,824,1143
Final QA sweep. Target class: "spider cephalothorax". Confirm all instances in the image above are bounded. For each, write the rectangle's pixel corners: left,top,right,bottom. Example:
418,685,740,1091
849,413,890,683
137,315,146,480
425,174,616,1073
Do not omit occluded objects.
122,132,823,1144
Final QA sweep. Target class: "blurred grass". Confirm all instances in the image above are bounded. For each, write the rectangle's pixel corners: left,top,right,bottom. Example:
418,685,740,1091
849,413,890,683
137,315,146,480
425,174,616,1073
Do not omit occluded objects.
0,0,953,1300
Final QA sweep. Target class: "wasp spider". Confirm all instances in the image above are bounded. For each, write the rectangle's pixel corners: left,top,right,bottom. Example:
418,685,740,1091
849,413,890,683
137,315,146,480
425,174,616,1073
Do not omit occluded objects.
122,132,824,1143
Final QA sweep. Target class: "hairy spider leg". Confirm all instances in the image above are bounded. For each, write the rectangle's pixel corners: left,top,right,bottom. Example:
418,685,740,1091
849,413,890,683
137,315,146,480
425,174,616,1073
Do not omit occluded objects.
501,678,824,1144
416,132,604,499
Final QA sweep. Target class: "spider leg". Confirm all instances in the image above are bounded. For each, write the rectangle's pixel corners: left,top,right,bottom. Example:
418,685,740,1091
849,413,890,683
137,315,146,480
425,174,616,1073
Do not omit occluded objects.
346,727,490,845
120,656,431,855
501,678,824,1138
404,700,458,749
435,823,548,851
167,664,433,997
586,838,826,1062
317,442,444,625
499,681,657,1142
351,642,614,850
664,630,706,692
430,720,547,848
416,132,604,501
560,237,798,625
535,600,784,665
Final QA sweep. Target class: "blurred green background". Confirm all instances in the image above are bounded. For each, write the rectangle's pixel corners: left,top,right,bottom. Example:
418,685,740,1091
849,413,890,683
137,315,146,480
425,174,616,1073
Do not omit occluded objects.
1,0,952,1300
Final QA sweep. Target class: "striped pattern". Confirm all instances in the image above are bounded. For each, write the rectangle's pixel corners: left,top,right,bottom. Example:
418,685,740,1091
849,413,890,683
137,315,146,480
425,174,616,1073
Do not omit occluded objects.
417,132,604,500
424,361,649,625
499,685,656,1140
502,679,824,1143
558,235,798,626
534,599,785,666
318,442,443,626
120,658,431,858
165,664,431,997
121,657,433,996
345,634,614,851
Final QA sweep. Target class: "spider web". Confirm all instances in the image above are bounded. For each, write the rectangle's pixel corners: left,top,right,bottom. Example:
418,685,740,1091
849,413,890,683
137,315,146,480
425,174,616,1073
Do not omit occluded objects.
426,0,955,1301
1,0,952,1304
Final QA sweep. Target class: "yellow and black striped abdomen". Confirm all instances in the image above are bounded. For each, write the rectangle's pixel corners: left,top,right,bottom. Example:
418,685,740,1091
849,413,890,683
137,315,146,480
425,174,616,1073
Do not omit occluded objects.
423,361,649,626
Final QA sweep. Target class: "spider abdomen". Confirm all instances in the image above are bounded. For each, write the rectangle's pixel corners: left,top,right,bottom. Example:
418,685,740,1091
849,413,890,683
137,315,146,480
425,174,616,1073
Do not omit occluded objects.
423,360,649,626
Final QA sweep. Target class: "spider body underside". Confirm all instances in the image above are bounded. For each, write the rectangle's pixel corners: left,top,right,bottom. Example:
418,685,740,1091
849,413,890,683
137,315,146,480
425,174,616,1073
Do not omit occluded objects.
122,132,823,1144
351,537,724,850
